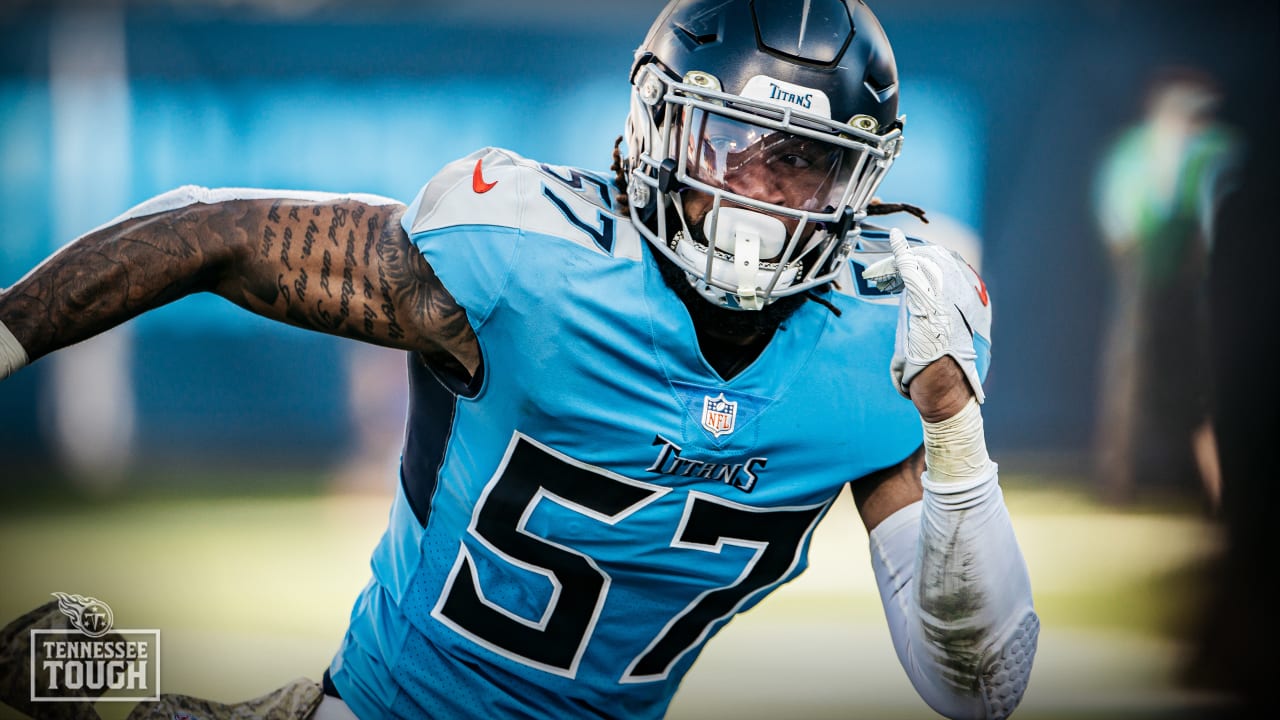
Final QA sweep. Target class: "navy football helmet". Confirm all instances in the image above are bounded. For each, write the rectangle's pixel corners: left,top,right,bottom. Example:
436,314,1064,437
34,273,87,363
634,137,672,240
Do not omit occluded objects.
625,0,903,310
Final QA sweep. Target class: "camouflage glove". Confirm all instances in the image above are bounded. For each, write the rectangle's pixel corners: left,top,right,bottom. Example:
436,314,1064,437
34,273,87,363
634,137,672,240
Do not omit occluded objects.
124,678,322,720
0,601,108,720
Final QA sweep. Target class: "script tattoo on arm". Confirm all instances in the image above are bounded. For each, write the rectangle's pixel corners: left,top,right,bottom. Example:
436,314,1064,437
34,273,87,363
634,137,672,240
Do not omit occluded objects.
0,196,479,378
226,198,479,377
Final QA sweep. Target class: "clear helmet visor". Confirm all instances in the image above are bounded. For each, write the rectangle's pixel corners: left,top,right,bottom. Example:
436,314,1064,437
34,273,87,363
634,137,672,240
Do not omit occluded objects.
682,108,866,216
623,62,903,310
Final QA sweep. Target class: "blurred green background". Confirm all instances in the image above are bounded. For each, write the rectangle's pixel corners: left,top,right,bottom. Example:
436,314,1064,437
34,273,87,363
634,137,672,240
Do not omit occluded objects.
0,469,1226,719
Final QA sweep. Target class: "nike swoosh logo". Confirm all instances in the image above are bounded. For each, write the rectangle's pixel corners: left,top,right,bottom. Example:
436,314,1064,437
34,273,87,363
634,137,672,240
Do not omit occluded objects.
967,262,989,306
955,304,975,338
472,158,498,194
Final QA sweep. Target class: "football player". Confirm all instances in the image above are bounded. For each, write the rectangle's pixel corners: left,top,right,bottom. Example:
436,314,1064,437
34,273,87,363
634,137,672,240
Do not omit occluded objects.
0,0,1037,718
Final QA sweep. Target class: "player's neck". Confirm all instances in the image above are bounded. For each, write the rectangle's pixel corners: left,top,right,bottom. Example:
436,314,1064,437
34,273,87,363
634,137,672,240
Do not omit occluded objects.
690,318,773,381
651,248,806,380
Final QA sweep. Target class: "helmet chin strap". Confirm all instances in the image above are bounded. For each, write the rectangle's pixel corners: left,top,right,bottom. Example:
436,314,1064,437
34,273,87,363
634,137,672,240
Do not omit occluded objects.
706,208,786,311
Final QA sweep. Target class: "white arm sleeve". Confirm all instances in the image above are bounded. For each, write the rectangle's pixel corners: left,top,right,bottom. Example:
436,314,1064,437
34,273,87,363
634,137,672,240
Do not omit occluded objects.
869,440,1038,718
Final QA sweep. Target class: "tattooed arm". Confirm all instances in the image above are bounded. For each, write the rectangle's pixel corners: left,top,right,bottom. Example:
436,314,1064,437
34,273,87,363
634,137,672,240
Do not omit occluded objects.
0,187,479,380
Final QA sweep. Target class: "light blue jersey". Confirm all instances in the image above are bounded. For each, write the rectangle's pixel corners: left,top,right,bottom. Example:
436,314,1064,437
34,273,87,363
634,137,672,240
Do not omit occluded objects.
328,148,926,719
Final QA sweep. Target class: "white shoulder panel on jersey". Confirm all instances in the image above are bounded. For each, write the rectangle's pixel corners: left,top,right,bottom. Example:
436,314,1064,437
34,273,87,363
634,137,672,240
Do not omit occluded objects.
408,147,642,260
830,225,926,305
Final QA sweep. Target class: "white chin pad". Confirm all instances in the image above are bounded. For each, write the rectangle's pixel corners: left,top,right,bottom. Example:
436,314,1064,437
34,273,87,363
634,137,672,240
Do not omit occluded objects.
706,207,787,258
705,208,787,311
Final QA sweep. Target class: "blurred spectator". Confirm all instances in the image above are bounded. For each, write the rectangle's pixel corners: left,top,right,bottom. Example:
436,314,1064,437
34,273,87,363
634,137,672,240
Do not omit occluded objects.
1181,14,1278,712
1090,67,1239,507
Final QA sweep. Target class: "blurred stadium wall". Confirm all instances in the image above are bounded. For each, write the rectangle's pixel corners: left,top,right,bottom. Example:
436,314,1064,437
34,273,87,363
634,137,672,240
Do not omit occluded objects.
0,0,1274,484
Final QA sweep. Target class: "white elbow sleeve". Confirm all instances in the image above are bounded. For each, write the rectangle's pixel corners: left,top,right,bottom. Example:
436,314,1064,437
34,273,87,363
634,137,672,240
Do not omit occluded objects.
870,403,1038,719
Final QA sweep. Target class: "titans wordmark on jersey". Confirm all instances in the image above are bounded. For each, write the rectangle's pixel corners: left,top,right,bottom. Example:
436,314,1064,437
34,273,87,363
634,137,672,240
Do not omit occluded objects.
326,148,923,719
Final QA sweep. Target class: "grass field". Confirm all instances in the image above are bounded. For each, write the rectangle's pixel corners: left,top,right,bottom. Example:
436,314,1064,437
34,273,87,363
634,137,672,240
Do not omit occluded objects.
0,471,1231,719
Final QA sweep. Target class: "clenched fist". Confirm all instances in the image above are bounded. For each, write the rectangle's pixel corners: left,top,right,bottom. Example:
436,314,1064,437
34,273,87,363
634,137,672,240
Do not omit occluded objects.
862,228,992,422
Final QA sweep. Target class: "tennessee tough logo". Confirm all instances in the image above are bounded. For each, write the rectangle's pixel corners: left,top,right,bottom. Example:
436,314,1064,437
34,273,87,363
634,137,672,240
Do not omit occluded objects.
30,592,161,703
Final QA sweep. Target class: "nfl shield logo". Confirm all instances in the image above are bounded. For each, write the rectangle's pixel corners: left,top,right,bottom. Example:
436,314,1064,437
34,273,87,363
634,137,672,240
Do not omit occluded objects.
701,393,738,437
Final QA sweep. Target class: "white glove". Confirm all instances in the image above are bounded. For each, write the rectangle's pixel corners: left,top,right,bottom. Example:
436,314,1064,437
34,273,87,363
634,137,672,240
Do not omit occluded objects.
861,228,992,403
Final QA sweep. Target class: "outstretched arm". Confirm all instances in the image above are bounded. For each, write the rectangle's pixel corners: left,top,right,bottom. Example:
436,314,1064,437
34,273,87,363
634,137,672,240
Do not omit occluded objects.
0,186,478,380
852,231,1037,720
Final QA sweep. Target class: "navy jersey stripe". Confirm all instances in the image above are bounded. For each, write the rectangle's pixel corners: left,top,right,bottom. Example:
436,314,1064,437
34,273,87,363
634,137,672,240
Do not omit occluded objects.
400,352,466,527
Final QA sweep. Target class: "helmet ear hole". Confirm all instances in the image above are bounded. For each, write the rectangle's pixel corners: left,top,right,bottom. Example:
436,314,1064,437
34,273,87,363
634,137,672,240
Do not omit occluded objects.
627,175,654,221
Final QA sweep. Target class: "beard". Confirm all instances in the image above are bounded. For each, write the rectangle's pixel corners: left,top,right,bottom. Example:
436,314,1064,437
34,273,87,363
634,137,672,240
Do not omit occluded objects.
652,248,809,340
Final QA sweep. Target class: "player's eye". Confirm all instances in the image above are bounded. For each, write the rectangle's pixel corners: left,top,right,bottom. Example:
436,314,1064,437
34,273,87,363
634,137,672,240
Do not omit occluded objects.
773,153,813,169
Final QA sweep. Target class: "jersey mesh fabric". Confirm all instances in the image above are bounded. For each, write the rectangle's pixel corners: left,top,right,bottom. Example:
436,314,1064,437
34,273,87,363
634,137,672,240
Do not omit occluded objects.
328,149,923,719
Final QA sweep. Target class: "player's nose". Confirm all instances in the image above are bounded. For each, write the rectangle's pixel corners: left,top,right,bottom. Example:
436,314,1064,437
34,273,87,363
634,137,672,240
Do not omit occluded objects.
724,165,786,206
